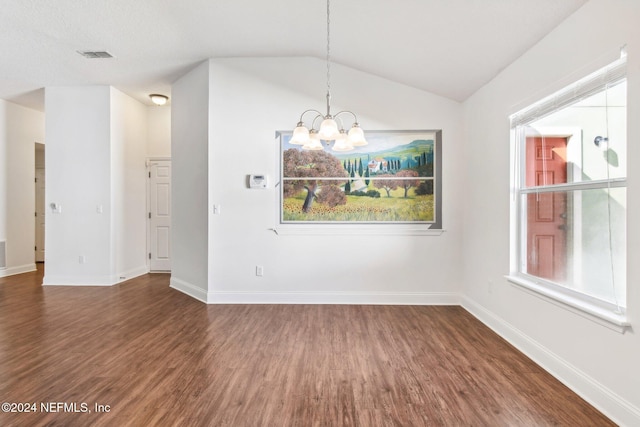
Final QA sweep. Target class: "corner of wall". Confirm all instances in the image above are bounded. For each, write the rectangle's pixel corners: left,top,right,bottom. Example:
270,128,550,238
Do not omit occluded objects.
461,296,640,427
169,276,211,304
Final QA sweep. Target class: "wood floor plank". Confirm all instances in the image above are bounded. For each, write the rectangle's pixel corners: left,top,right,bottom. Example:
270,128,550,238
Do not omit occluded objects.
0,266,615,426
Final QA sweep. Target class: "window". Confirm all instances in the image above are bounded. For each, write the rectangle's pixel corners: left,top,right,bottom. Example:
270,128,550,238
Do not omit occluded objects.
275,130,442,234
509,57,628,329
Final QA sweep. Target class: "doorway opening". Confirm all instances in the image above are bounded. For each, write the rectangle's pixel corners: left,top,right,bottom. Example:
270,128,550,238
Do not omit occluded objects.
35,142,45,263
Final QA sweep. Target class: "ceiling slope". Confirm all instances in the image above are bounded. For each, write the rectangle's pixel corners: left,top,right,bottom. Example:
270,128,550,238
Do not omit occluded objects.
0,0,587,110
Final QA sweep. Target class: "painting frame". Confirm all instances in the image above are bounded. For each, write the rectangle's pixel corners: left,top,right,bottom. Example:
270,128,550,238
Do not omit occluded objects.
276,130,442,229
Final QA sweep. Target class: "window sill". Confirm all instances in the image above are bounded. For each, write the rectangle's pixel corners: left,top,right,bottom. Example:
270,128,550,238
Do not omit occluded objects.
505,275,630,334
269,225,445,236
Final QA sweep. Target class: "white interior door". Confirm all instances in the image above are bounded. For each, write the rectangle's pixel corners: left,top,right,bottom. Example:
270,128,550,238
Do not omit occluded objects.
35,168,45,262
149,160,171,271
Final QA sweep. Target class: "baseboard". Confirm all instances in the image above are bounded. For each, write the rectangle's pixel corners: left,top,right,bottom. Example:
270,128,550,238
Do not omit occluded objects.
41,266,149,286
169,277,210,303
0,263,36,278
207,291,460,305
461,296,640,427
42,275,115,286
115,265,149,283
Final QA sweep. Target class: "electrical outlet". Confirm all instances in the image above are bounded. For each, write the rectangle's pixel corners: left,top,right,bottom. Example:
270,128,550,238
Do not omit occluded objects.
256,265,264,276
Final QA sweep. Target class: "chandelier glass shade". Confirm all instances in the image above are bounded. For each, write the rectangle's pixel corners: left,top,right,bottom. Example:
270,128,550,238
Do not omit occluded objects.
290,0,366,152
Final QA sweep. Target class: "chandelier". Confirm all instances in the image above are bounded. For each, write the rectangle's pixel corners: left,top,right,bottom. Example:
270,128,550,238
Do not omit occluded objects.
288,0,367,152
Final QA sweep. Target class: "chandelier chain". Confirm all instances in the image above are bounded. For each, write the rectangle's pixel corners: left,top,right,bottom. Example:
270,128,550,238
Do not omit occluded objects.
289,0,366,151
326,0,331,102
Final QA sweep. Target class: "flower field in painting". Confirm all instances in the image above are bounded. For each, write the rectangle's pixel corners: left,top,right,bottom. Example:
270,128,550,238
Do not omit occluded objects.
282,189,434,222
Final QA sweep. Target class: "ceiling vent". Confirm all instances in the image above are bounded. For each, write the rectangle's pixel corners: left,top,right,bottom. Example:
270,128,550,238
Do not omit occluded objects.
77,50,113,59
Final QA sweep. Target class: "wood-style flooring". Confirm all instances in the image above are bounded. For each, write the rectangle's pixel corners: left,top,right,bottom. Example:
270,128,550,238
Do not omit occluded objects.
0,266,615,426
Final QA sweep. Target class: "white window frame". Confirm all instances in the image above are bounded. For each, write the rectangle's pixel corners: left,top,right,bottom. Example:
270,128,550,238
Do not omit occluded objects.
507,57,630,333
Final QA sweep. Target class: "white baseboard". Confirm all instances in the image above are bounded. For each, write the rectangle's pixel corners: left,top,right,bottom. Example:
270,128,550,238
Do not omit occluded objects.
43,275,115,286
115,265,149,283
41,266,149,286
0,263,36,278
169,280,460,306
169,277,210,303
206,291,460,305
461,296,640,427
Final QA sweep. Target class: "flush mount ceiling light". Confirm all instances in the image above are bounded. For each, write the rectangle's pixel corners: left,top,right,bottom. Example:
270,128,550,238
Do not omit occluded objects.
289,0,366,152
149,94,169,106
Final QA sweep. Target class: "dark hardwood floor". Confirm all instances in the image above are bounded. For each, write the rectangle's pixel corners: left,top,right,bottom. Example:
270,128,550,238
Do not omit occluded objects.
0,266,615,426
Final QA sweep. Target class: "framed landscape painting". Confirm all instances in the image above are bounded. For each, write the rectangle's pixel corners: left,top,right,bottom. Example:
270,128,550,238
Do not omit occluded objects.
277,130,442,228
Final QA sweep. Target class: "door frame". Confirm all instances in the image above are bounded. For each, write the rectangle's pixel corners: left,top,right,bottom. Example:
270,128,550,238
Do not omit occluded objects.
146,157,171,272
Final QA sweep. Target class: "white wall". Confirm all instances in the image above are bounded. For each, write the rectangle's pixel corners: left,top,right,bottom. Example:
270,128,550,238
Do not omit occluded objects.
44,86,149,285
147,106,171,157
44,86,113,285
199,57,464,303
111,87,149,280
0,102,6,270
461,0,640,425
0,100,45,276
170,61,210,300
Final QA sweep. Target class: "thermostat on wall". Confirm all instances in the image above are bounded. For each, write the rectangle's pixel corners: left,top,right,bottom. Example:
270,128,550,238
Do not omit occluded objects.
249,174,268,189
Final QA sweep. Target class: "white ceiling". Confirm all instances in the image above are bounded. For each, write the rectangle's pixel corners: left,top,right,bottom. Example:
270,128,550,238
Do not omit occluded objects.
0,0,587,111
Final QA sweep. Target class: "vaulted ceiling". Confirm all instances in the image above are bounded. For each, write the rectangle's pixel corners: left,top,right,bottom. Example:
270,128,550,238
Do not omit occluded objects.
1,0,587,111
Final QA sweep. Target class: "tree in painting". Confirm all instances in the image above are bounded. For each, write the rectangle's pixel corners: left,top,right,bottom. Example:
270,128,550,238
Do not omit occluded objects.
373,174,399,197
396,170,420,198
282,148,348,212
415,180,433,195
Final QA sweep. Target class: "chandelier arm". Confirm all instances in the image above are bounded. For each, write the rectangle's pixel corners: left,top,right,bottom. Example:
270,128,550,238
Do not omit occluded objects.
297,109,324,125
310,114,324,130
333,110,360,125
